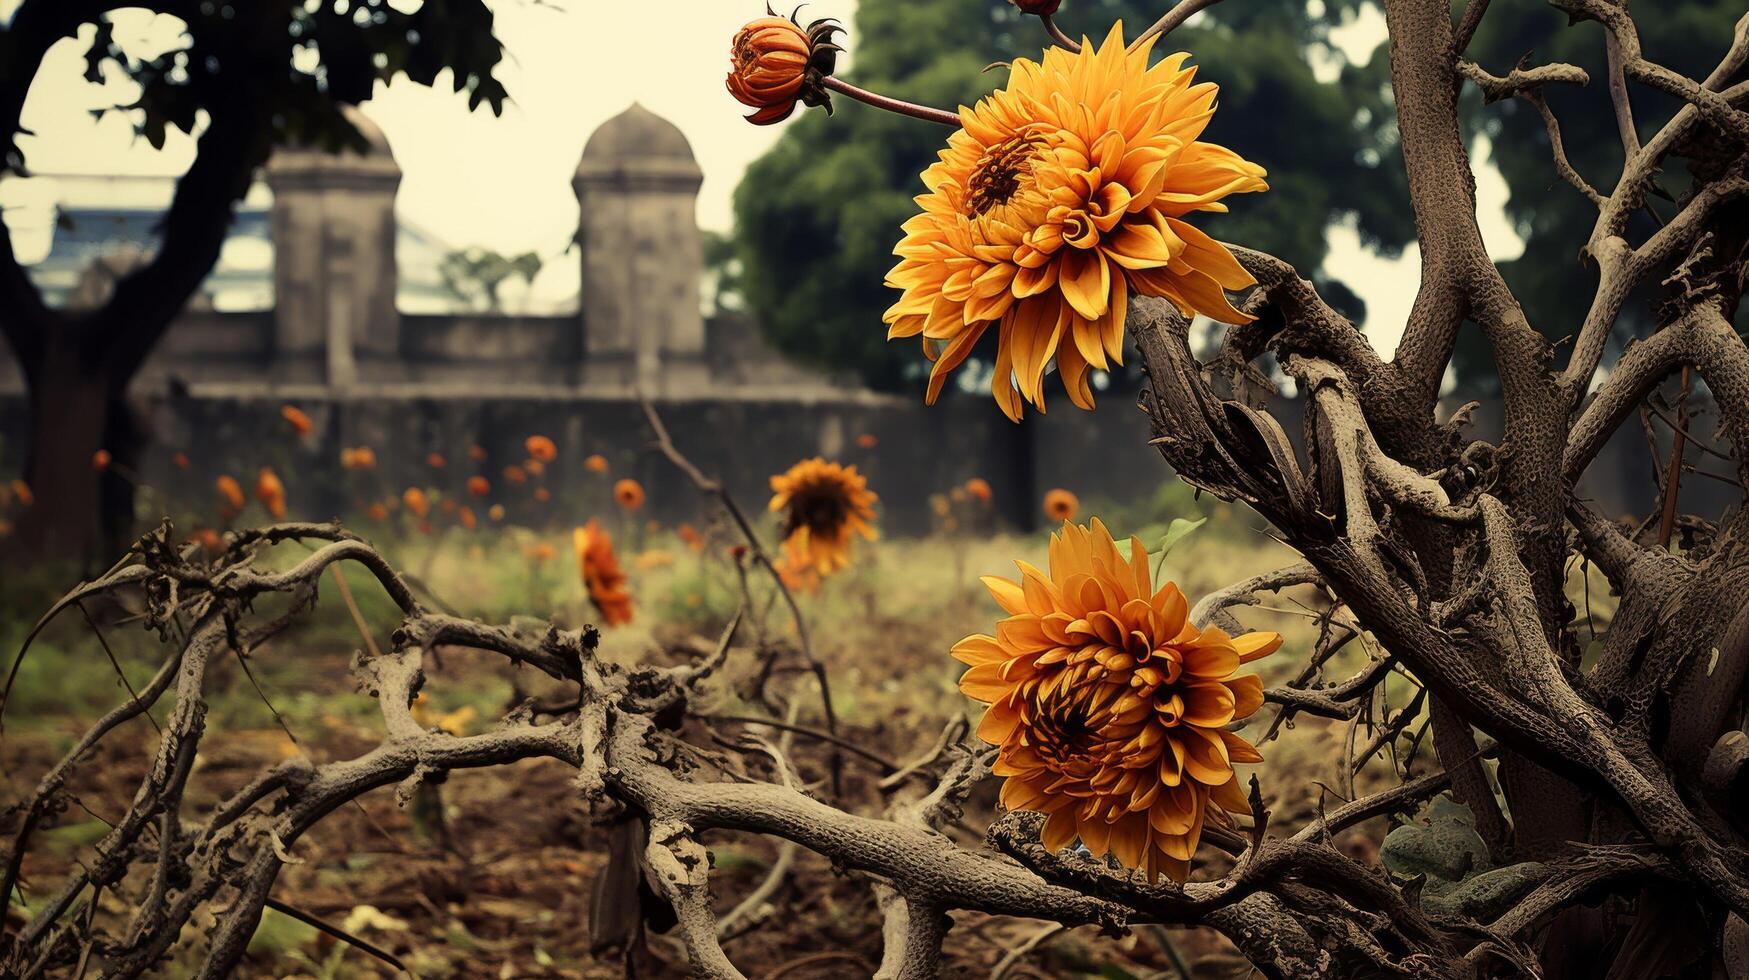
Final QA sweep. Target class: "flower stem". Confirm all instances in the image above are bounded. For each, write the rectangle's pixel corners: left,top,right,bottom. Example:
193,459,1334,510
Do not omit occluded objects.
1041,15,1082,52
820,76,960,127
1130,0,1223,52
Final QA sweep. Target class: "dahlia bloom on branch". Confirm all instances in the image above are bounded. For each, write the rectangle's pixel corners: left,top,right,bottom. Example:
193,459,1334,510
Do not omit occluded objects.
956,519,1279,882
884,23,1267,419
768,458,878,577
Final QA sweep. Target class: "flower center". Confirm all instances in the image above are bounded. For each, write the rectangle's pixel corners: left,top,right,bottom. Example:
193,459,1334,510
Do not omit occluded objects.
965,130,1048,218
788,484,851,536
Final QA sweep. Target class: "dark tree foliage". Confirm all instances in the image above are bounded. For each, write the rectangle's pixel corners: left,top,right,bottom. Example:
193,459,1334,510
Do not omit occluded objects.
1460,0,1748,391
728,0,1413,392
0,0,508,557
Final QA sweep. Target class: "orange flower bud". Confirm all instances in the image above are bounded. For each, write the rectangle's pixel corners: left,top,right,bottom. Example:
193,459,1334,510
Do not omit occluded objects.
281,404,314,436
613,478,646,511
584,454,610,474
1042,488,1078,522
525,435,557,463
367,502,390,522
856,433,878,449
467,475,491,497
965,477,993,502
727,11,842,125
216,475,245,512
91,450,111,472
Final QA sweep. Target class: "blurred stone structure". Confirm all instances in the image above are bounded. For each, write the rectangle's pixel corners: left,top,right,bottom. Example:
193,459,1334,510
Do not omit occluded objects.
0,104,1702,530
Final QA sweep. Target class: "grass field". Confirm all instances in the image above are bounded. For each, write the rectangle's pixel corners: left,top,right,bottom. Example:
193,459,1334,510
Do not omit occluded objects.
0,491,1618,977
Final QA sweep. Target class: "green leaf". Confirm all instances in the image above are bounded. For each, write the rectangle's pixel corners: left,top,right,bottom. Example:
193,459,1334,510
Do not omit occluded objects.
1158,517,1208,558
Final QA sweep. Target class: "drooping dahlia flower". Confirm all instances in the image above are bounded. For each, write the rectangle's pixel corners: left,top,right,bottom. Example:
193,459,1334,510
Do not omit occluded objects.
768,458,878,576
884,24,1267,419
726,10,843,125
956,519,1280,883
575,521,634,626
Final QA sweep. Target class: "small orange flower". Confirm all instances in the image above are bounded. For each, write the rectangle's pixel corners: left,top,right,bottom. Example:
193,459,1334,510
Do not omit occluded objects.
534,487,552,503
503,465,528,485
527,541,558,562
459,506,478,531
1043,488,1079,521
341,447,378,470
584,454,610,474
768,458,878,575
172,452,191,470
957,519,1280,883
469,444,489,462
467,475,491,497
727,11,842,125
524,459,546,478
526,435,557,463
91,450,111,472
574,520,634,626
614,479,646,511
426,452,447,469
190,527,224,555
9,479,34,508
856,433,879,449
216,475,245,512
488,504,506,522
966,478,993,503
367,502,390,522
255,468,287,520
281,405,314,436
677,523,704,551
403,487,430,520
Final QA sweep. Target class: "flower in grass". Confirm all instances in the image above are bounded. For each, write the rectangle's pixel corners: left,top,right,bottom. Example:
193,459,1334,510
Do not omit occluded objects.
1043,488,1078,521
956,518,1279,882
882,24,1267,419
767,458,877,576
677,523,704,551
726,9,843,125
585,454,610,474
574,520,634,626
341,447,377,470
255,468,286,520
488,504,506,522
527,541,558,562
459,506,478,531
281,404,314,436
402,487,430,520
216,475,245,514
966,477,993,503
614,478,646,512
525,435,558,463
367,502,390,522
92,450,111,472
467,476,491,498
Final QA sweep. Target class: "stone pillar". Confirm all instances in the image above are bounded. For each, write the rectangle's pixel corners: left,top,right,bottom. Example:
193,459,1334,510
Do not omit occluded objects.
265,106,401,389
573,103,708,393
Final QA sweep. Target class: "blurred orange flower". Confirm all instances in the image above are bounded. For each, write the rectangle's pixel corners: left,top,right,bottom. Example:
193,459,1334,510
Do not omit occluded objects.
281,405,314,436
1043,488,1079,521
91,450,111,472
677,523,704,551
503,465,528,485
584,454,610,474
534,486,552,503
526,435,558,463
574,521,634,626
614,479,646,511
9,479,33,508
403,487,430,519
768,458,878,576
468,444,489,462
341,447,378,470
255,468,287,520
366,502,390,522
459,507,478,531
524,459,546,478
467,476,491,497
966,477,993,502
216,475,245,513
526,541,558,562
172,452,191,470
440,497,458,515
856,433,879,449
488,504,506,522
190,527,224,555
956,519,1279,883
426,452,447,469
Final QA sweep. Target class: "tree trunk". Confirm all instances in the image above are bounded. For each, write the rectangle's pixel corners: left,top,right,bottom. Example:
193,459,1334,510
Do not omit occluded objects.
14,338,119,564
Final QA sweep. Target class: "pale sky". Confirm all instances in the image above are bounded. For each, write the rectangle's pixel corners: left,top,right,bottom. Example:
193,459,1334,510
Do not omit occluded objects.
0,0,1522,350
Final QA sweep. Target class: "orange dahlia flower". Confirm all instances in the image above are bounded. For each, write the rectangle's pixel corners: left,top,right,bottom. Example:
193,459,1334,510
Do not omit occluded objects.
525,435,557,463
966,477,993,503
574,520,634,626
726,11,842,125
467,475,491,498
281,404,314,436
216,475,245,513
957,519,1280,882
614,479,646,512
1043,488,1079,521
768,458,878,576
883,24,1267,419
402,487,430,520
255,468,287,520
584,454,610,474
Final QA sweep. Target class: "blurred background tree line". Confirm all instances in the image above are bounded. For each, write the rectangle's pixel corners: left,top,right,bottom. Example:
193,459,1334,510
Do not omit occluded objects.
719,0,1749,397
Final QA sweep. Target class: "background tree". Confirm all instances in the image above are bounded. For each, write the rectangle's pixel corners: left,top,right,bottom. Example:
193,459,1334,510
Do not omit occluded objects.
0,0,509,558
727,0,1412,393
438,246,543,313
